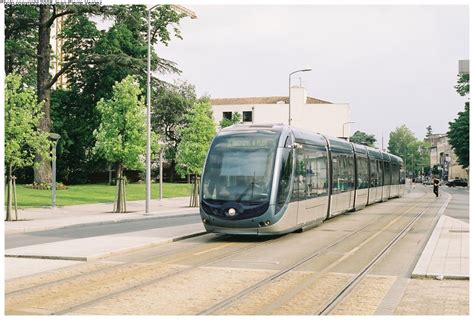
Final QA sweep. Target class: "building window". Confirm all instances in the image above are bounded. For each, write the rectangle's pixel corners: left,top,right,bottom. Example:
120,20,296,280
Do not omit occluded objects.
222,112,232,120
242,111,253,122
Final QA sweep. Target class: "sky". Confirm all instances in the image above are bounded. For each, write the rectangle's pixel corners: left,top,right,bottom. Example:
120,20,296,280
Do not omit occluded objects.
154,4,469,145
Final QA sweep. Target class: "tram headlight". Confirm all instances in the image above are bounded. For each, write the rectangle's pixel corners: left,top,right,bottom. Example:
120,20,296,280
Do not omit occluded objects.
226,208,237,217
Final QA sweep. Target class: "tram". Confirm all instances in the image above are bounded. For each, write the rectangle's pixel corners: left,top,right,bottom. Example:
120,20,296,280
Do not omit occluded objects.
200,124,405,235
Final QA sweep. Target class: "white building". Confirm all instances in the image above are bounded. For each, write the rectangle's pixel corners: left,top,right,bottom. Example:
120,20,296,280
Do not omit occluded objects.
210,86,351,138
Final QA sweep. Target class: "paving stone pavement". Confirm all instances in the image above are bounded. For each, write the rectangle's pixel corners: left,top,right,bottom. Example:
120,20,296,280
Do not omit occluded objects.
394,278,469,315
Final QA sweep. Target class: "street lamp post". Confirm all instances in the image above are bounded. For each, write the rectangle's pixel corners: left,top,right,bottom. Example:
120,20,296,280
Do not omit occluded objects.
342,121,355,139
288,68,312,126
146,4,196,213
49,133,61,208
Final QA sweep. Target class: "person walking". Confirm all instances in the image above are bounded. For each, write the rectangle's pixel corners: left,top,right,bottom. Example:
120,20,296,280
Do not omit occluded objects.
433,177,440,197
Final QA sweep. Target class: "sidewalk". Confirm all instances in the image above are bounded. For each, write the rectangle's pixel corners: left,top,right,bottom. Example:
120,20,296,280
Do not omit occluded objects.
4,197,199,234
5,197,206,279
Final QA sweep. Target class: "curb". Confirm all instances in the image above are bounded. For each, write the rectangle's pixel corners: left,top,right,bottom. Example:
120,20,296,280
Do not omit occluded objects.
5,229,208,261
5,210,200,235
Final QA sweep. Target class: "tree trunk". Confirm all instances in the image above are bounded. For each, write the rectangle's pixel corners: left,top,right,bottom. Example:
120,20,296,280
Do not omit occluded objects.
114,163,126,213
189,176,200,207
5,165,13,221
169,159,176,182
34,5,53,184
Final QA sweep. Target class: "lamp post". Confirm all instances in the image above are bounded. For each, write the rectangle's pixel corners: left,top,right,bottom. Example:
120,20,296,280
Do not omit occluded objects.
342,121,355,139
49,133,61,208
146,4,196,213
288,68,312,126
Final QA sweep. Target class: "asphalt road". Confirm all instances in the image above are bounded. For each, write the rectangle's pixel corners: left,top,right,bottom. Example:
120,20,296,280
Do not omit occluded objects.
5,213,202,249
428,184,469,222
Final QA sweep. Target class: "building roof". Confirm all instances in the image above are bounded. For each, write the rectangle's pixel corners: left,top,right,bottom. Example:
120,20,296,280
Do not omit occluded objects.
210,96,332,105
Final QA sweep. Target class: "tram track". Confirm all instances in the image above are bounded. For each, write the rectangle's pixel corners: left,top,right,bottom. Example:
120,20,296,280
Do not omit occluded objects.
6,191,435,316
198,191,433,315
6,232,221,296
5,229,290,315
316,200,434,314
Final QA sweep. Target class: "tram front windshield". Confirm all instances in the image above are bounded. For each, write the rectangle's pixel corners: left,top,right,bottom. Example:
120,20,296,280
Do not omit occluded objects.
202,130,280,203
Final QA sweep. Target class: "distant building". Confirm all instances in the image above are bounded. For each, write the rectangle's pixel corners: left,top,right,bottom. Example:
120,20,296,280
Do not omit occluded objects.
210,86,351,138
425,133,467,180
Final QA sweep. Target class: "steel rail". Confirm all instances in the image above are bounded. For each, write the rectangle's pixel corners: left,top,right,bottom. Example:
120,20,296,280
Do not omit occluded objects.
6,231,214,297
49,234,287,315
317,200,434,315
198,193,428,315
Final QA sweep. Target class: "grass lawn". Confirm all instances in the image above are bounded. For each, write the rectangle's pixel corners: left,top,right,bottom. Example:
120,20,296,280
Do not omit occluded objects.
7,183,193,208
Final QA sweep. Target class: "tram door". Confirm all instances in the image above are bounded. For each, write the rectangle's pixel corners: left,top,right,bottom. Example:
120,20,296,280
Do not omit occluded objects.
301,146,328,224
292,147,307,225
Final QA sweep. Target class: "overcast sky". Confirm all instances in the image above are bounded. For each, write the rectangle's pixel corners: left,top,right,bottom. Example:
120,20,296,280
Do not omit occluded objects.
155,5,469,146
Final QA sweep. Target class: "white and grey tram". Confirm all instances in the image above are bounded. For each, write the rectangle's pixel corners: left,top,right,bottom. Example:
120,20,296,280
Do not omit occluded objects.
200,124,406,235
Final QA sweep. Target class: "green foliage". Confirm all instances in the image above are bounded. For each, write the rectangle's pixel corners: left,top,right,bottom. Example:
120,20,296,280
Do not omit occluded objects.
454,73,469,96
425,125,433,138
176,101,217,176
349,130,376,147
448,102,469,169
151,81,196,145
5,73,50,171
151,81,198,180
94,75,155,170
219,112,242,128
5,5,39,87
48,6,185,183
388,125,429,174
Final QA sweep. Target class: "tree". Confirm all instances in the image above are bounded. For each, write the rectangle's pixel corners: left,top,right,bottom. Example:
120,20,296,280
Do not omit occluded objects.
5,74,50,221
388,125,429,175
219,112,241,128
349,130,376,147
4,4,185,184
447,73,469,169
175,101,217,206
448,103,469,169
151,81,197,181
425,125,433,138
93,75,156,212
454,73,469,97
5,5,38,87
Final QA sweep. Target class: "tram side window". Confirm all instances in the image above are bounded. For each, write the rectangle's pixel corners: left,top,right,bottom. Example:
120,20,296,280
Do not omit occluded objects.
369,159,378,187
332,152,353,193
305,146,328,198
377,161,384,187
357,156,369,189
291,147,305,202
276,148,293,211
391,163,399,185
383,161,391,186
347,155,355,190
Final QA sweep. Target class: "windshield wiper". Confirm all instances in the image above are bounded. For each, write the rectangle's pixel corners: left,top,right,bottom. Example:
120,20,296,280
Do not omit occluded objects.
237,172,260,202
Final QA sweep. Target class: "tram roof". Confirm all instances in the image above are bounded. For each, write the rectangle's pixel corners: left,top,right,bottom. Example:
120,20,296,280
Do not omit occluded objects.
390,154,404,164
291,127,327,147
382,152,392,161
352,143,368,155
325,136,354,153
219,123,285,133
367,147,383,160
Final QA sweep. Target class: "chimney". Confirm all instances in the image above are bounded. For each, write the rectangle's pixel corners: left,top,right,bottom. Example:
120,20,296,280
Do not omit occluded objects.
290,85,307,106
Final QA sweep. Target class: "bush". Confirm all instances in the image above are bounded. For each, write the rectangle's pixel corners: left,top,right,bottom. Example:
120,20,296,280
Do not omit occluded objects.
25,182,68,190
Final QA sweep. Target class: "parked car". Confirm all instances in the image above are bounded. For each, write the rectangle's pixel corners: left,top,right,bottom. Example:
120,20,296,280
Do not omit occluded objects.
423,177,432,185
446,179,468,187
